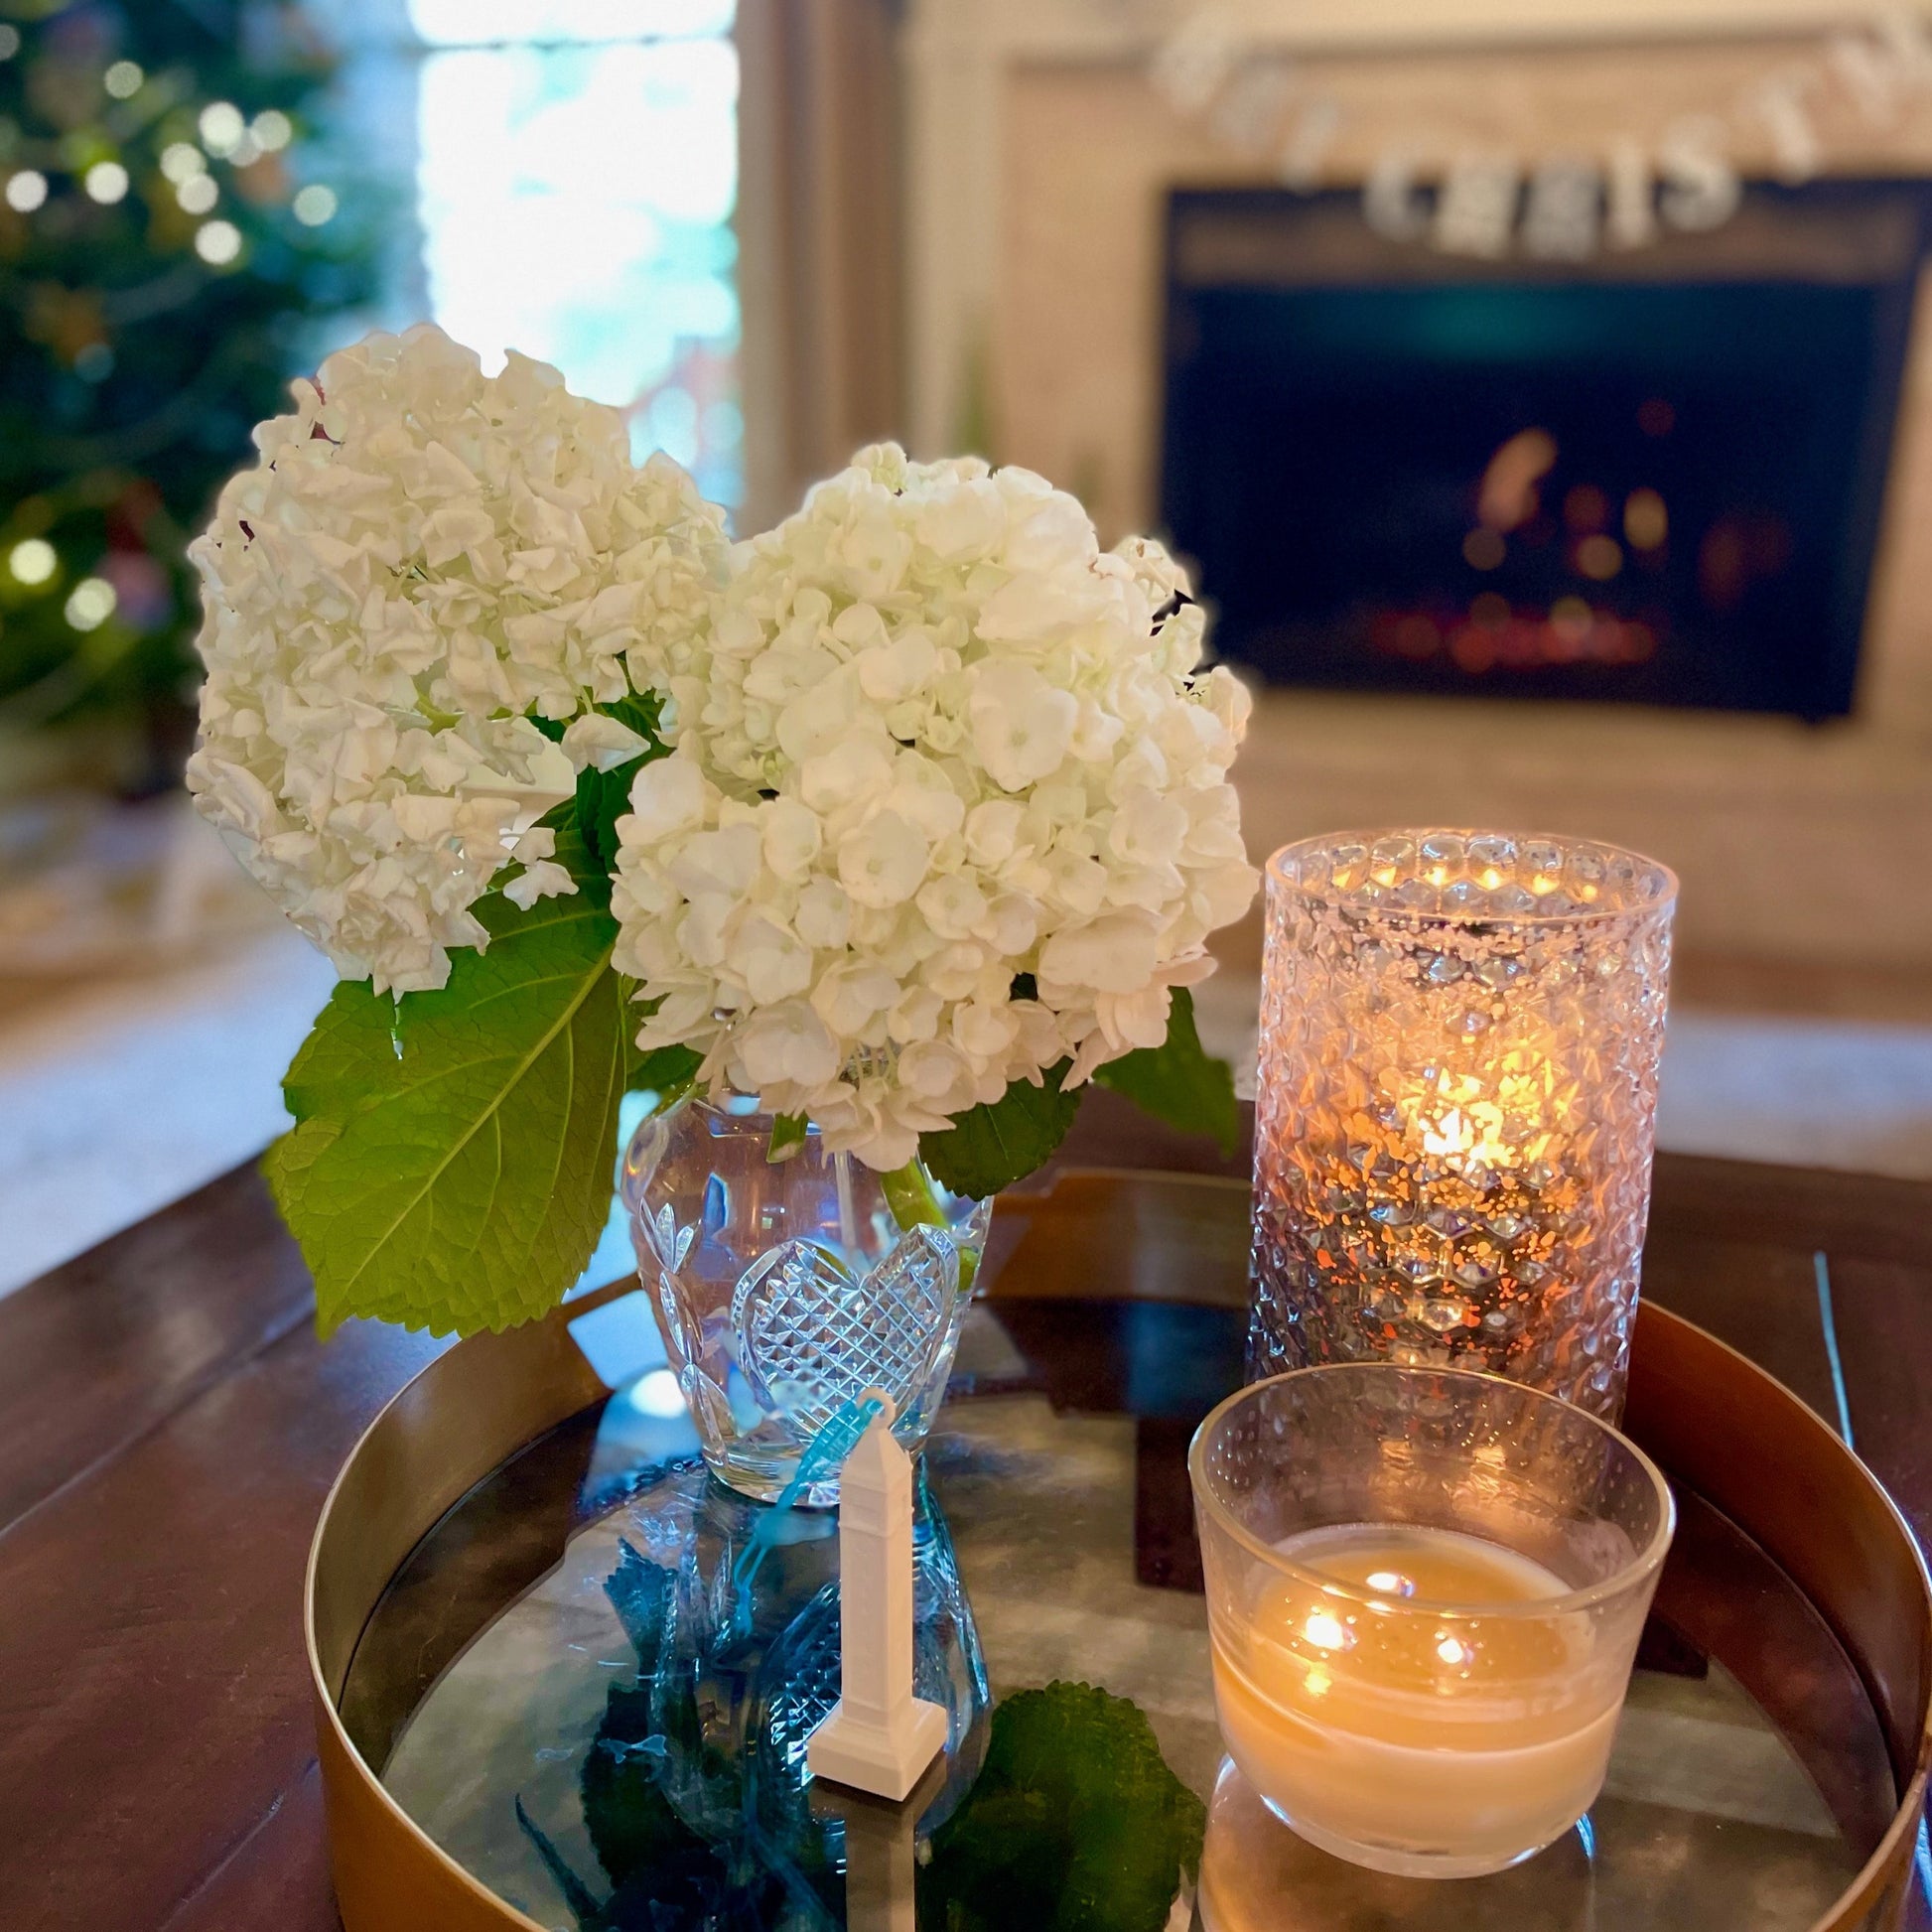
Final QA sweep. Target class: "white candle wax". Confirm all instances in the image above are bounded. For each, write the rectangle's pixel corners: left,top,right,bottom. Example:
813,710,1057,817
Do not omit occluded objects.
1209,1523,1620,1875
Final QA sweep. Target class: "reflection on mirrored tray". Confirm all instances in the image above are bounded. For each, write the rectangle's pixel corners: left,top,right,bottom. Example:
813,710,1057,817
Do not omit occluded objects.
343,1375,1884,1931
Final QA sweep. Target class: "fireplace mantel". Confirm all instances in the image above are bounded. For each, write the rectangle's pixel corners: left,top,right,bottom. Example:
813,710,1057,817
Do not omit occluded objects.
903,1,1932,460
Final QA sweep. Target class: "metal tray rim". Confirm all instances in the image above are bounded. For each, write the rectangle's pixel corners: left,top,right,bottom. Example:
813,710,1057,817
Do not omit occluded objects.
305,1170,1932,1932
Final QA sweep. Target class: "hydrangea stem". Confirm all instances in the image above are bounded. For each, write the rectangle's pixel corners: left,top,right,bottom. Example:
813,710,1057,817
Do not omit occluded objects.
881,1158,979,1295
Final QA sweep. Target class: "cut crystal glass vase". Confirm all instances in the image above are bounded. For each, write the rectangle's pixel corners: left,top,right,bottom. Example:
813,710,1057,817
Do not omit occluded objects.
621,1096,990,1504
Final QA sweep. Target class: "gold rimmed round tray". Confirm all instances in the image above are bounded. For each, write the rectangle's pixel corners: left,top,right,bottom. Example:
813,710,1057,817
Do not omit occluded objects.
307,1170,1932,1932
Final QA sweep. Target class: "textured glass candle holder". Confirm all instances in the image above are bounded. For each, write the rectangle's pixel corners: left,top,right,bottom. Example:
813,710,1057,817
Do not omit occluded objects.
1250,831,1676,1419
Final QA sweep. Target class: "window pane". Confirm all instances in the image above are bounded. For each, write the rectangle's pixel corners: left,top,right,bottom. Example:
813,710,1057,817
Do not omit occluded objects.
416,34,741,504
407,0,735,48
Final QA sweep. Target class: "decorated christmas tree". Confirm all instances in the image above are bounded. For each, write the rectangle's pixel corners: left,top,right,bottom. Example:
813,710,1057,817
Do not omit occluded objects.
0,0,376,790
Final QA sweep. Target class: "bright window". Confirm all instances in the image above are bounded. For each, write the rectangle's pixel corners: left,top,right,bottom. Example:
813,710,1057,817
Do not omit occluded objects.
408,1,742,507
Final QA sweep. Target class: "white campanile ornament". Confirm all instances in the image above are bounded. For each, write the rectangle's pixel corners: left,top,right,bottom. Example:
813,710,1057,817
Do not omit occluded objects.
806,1393,947,1801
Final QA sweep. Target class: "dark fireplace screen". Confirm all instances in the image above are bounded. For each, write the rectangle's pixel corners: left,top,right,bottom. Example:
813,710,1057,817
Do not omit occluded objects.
1159,183,1932,717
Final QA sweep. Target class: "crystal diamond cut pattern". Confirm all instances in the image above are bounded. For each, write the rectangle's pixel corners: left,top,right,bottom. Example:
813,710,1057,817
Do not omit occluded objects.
732,1227,960,1443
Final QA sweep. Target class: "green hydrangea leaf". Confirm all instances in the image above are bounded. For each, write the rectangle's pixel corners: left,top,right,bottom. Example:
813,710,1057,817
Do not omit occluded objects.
1092,986,1239,1154
918,1060,1081,1198
597,688,666,741
919,1681,1206,1932
265,823,637,1337
628,1039,704,1109
766,1111,809,1162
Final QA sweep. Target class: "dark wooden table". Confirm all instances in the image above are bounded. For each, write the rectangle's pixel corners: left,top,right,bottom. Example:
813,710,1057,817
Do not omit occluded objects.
3,1090,1930,1932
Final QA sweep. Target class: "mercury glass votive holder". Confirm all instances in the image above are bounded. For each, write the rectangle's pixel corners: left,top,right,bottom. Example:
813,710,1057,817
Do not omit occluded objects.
1250,830,1676,1420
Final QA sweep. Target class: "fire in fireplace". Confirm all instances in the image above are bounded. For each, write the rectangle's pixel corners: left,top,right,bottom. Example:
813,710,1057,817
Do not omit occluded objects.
1160,182,1932,718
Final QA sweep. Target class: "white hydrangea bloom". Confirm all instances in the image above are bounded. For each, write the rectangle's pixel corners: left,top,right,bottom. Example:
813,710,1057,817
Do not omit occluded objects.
612,444,1258,1170
186,324,728,993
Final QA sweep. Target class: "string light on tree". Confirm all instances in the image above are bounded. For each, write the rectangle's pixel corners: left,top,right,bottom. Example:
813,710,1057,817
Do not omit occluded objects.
159,142,204,185
195,219,240,266
292,184,337,226
0,0,376,778
64,578,116,632
9,539,56,587
198,101,244,156
83,160,128,205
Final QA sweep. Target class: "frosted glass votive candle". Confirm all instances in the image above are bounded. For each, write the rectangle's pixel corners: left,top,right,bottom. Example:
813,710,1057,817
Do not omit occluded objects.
1190,1363,1674,1878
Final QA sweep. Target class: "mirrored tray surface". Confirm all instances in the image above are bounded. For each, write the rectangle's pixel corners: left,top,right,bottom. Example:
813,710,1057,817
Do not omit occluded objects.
333,1298,1906,1932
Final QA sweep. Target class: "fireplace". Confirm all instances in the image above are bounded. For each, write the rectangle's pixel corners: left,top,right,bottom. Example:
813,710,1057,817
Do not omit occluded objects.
1160,182,1932,718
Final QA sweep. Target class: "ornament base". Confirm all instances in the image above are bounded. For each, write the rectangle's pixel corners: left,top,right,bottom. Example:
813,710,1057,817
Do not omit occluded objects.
807,1696,948,1802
